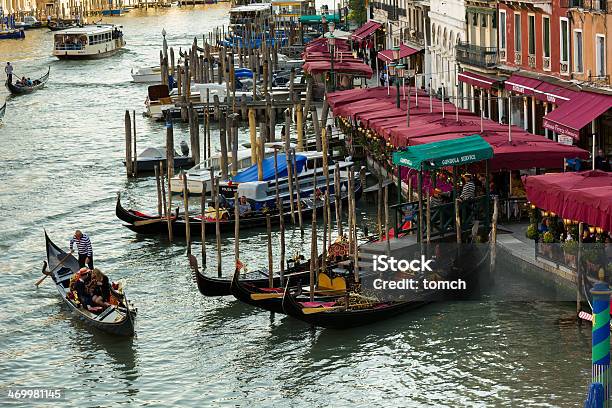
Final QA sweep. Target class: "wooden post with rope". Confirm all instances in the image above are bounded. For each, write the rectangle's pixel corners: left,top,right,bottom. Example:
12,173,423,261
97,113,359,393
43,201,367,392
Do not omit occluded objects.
182,172,191,254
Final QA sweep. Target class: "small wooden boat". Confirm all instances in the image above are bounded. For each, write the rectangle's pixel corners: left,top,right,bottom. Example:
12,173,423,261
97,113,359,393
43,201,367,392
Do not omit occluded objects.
123,147,194,174
0,28,25,39
190,253,311,297
5,67,50,95
0,100,6,120
48,21,81,31
43,232,135,336
281,243,489,329
116,183,361,235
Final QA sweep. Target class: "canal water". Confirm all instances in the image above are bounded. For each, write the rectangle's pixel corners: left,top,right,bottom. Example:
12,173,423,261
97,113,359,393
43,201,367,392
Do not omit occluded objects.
0,6,593,406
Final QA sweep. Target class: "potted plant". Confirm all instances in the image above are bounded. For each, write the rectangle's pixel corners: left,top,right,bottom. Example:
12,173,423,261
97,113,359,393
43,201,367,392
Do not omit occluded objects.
526,224,539,240
561,239,578,268
541,231,555,258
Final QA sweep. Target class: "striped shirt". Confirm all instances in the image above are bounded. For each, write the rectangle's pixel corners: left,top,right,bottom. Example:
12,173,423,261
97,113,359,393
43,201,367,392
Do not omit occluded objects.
70,234,93,256
460,181,476,200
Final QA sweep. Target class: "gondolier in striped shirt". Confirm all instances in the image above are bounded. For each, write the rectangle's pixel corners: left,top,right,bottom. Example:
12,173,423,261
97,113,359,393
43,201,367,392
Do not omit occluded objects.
69,230,94,270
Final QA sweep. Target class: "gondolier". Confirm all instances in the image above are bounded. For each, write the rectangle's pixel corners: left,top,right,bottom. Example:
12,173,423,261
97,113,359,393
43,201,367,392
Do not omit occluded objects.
69,230,94,269
5,62,13,83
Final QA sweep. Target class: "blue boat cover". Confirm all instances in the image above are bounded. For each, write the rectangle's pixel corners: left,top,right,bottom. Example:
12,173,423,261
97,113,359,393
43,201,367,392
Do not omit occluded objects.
232,154,307,183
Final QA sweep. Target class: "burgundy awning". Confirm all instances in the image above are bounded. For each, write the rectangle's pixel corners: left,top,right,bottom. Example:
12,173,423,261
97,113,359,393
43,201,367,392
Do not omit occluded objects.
351,20,382,41
524,170,612,231
303,60,373,77
504,74,542,95
542,91,612,139
458,71,501,90
377,43,420,63
533,82,577,105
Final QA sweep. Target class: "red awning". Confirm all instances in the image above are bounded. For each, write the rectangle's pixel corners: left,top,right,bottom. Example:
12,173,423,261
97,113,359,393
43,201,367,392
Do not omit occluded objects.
377,43,421,63
504,74,542,95
524,170,612,231
542,91,612,139
458,71,501,90
533,82,577,105
351,20,382,41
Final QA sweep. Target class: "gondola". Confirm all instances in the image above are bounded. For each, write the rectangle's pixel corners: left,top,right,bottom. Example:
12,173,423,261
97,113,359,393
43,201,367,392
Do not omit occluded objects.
190,253,311,297
43,231,135,336
281,243,490,329
115,183,362,236
0,100,5,120
229,263,347,313
5,67,50,95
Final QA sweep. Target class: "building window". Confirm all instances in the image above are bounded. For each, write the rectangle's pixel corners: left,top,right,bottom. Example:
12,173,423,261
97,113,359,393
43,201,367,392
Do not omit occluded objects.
473,13,478,26
514,13,521,52
482,14,487,27
499,10,506,61
560,18,569,63
543,16,550,58
528,15,535,55
574,30,583,73
596,34,606,77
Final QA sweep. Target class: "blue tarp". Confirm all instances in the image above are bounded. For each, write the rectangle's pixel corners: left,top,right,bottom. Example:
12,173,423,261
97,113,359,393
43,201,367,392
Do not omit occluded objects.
232,154,307,183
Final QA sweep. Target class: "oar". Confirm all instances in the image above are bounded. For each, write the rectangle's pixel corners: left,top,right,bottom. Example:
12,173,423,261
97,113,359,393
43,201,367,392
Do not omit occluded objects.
35,252,72,287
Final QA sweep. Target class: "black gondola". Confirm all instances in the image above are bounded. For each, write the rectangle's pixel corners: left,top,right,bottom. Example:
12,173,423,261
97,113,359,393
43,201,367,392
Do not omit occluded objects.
115,183,362,236
281,244,490,329
5,67,50,95
229,265,347,313
0,100,5,120
190,254,311,297
43,231,135,336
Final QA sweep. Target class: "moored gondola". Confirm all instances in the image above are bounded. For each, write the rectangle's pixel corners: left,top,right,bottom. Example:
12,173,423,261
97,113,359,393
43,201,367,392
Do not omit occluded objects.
116,184,361,236
43,231,135,337
229,257,348,313
281,243,490,329
190,253,311,297
5,67,50,95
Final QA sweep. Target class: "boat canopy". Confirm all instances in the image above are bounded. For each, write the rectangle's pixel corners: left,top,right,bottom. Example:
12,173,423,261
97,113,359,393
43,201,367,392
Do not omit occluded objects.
392,135,493,170
232,153,307,182
300,14,340,24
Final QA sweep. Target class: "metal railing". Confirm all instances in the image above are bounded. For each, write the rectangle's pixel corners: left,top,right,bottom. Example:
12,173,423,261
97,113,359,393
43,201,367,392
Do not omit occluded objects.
455,42,498,69
54,43,84,51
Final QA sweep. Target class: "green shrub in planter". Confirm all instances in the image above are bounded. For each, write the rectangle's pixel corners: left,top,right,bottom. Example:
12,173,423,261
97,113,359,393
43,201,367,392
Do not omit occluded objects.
542,231,555,244
526,224,539,240
561,240,578,255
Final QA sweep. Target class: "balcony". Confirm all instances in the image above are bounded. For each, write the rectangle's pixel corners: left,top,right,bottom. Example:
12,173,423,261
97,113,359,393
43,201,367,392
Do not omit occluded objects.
455,42,498,69
405,31,425,47
561,0,610,11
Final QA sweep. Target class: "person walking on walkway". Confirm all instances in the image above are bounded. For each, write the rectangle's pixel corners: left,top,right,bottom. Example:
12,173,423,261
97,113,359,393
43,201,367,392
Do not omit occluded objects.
69,230,94,269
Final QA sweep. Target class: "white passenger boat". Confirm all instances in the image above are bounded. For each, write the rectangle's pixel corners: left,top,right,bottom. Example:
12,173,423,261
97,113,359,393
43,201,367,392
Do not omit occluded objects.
53,24,125,59
131,66,162,83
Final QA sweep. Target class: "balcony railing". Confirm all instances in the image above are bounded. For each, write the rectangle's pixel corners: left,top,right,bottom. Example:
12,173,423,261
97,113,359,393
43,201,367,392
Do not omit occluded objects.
589,74,610,85
561,0,610,11
405,31,425,47
455,42,498,69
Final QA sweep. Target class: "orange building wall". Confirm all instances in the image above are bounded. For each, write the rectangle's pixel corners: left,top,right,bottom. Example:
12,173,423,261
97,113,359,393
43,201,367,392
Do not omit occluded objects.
569,11,612,82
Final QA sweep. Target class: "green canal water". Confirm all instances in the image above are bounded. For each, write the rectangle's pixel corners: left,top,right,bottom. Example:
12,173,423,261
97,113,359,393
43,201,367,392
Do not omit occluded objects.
0,6,593,406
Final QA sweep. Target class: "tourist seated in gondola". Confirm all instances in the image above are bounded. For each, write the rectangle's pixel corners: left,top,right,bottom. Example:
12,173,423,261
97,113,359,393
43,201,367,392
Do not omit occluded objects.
237,195,252,216
69,267,93,308
26,78,33,86
89,268,113,309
